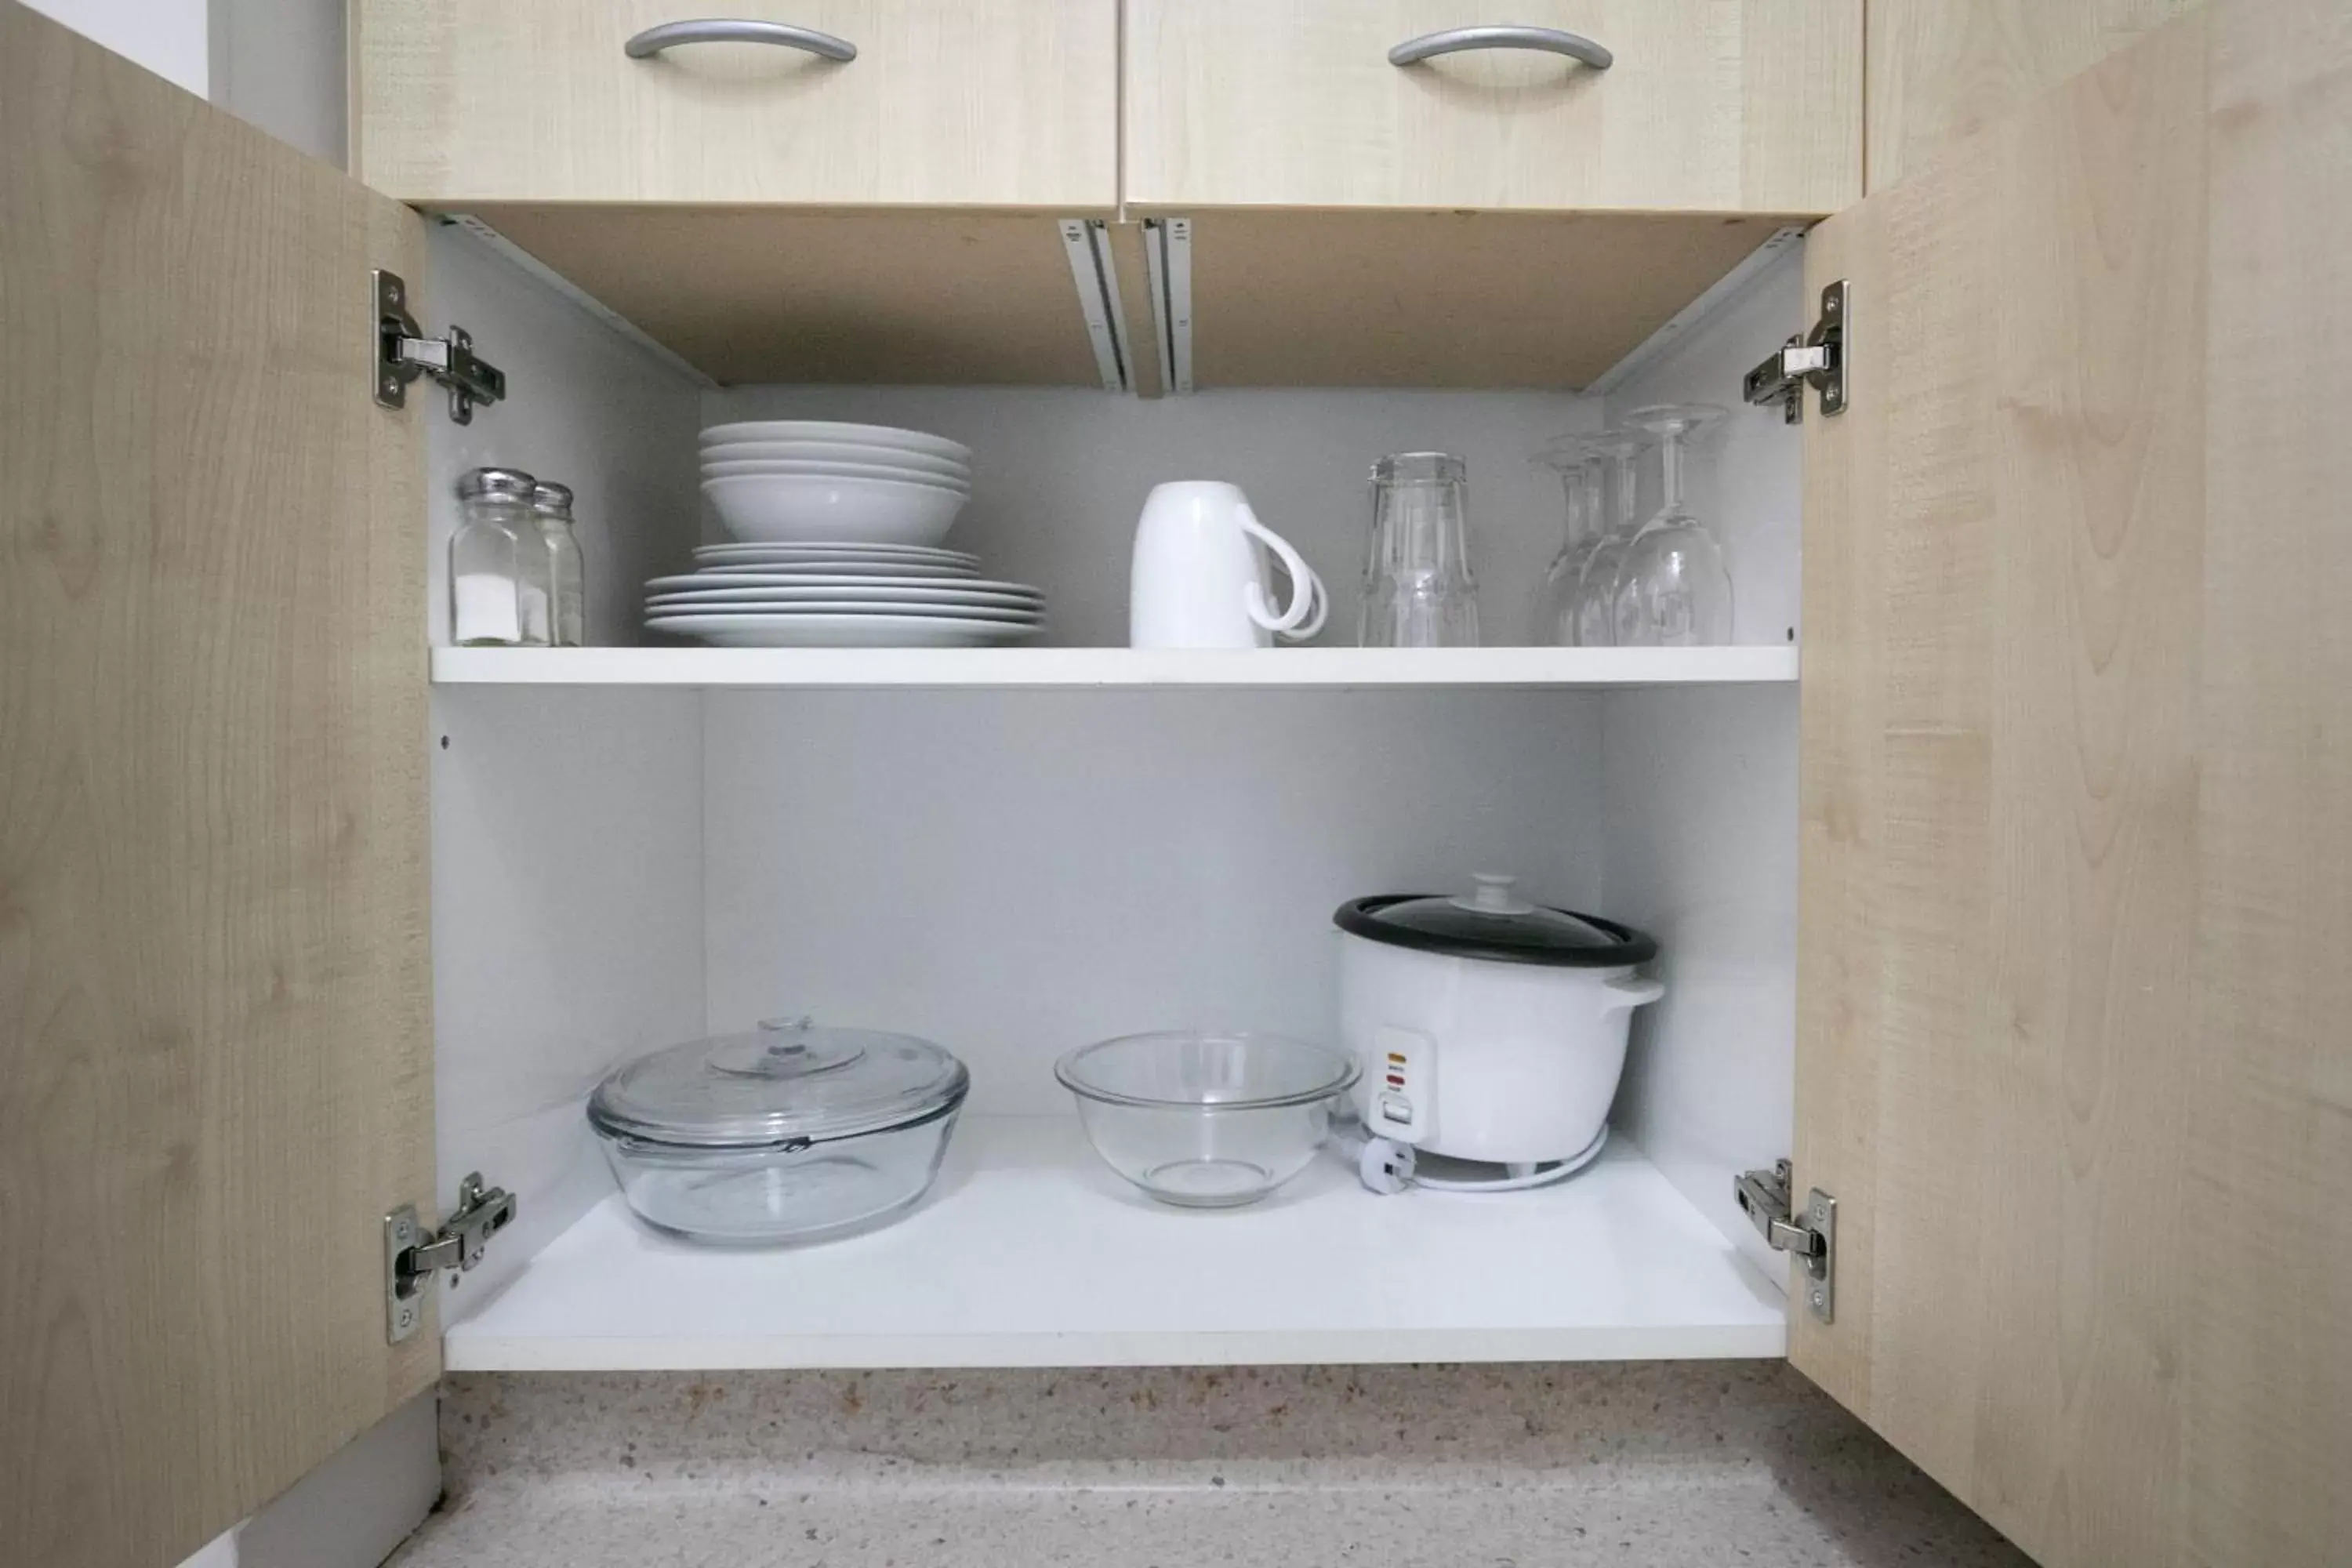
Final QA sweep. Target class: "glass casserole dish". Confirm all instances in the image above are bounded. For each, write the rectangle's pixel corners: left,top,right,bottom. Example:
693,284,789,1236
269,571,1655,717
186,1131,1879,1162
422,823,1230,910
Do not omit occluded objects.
586,1015,968,1245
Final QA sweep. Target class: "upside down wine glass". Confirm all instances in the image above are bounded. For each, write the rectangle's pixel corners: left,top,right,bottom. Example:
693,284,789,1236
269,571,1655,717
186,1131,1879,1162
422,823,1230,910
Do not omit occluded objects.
1613,404,1731,647
1527,437,1606,645
1568,430,1648,647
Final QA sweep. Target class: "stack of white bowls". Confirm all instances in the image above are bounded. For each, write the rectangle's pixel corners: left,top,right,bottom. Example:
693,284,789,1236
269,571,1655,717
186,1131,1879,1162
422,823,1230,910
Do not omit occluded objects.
653,421,1044,648
700,420,974,546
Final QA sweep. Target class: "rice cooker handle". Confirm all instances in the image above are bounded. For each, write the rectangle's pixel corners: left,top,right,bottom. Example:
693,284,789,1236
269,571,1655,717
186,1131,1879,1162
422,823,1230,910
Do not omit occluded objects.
1599,975,1665,1014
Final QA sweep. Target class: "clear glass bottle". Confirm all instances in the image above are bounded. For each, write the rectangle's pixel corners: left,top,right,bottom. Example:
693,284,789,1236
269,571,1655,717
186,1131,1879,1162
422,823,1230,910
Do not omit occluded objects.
531,481,587,648
1359,452,1479,648
1528,436,1605,645
449,466,542,647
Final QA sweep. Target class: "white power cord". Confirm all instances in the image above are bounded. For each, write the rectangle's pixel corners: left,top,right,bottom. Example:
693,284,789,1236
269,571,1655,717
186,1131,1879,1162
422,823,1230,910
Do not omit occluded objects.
1339,1115,1610,1195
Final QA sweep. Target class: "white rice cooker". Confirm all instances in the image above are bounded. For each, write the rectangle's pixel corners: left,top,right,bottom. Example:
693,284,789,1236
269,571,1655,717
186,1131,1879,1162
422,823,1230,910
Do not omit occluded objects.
1334,873,1663,1192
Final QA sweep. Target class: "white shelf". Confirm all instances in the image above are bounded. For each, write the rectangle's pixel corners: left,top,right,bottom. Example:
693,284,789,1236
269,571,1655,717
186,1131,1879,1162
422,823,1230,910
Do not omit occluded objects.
444,1116,1788,1370
430,644,1799,689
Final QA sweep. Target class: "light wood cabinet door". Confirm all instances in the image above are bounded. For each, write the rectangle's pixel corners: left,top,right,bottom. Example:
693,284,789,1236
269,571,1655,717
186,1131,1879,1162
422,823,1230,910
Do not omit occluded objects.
2,7,437,1566
1125,0,1860,213
1864,0,2204,192
354,0,1117,209
1794,3,2348,1563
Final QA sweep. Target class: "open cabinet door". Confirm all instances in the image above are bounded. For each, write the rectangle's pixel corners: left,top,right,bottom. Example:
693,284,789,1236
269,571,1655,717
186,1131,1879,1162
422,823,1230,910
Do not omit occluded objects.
1792,2,2349,1564
0,7,437,1566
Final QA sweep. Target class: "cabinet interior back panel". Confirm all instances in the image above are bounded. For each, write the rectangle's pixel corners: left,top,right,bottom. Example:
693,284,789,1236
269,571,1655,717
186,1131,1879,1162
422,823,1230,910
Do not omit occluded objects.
702,689,1604,1115
699,386,1599,649
423,222,703,648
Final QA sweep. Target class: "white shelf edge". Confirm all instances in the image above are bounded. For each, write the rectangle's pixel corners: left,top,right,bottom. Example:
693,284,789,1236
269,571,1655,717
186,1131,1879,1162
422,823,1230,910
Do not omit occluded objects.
447,1322,1788,1374
430,645,1801,690
442,1116,1789,1373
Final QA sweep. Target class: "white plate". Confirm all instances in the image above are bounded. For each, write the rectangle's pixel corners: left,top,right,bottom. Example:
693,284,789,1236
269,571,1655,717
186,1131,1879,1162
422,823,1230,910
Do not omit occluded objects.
703,474,966,546
650,603,1037,623
645,612,1036,648
699,439,971,478
701,458,971,492
648,584,1041,608
698,422,972,465
648,571,1033,593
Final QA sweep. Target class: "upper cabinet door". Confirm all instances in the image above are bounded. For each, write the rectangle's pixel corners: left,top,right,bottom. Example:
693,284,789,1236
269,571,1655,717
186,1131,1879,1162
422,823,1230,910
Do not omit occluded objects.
1863,0,2204,192
1,8,437,1566
1124,0,1861,213
1794,3,2349,1564
354,1,1118,209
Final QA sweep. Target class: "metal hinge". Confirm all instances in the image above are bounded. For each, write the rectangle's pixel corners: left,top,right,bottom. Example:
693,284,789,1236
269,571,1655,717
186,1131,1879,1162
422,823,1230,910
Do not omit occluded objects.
1734,1159,1837,1323
373,269,506,426
383,1171,516,1343
1743,279,1847,424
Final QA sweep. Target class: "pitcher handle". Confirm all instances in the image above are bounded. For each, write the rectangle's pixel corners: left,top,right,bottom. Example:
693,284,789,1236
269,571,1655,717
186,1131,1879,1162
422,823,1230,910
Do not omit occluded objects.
1236,503,1316,633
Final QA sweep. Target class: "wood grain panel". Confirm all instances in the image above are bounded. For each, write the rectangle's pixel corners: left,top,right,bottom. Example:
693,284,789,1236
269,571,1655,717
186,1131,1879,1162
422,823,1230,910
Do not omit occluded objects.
0,8,436,1566
1126,0,1860,214
2187,0,2352,1560
1792,15,2209,1565
354,0,1116,209
460,206,1111,387
1864,0,2202,191
1180,209,1796,389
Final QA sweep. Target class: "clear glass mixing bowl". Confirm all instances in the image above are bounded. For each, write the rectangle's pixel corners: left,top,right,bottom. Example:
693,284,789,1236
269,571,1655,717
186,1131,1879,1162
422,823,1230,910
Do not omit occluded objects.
1054,1030,1359,1207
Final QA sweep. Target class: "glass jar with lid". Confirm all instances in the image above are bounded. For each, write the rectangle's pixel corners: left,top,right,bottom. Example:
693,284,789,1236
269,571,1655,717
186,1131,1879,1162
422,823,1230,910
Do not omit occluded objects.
450,466,551,646
530,480,586,648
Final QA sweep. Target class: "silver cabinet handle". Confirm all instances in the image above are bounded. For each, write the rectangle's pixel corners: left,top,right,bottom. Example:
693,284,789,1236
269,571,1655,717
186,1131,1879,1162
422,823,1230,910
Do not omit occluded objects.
1388,25,1611,71
624,20,857,62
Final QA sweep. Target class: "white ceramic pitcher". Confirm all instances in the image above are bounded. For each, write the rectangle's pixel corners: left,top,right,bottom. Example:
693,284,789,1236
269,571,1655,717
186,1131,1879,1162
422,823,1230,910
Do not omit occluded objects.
1129,481,1327,649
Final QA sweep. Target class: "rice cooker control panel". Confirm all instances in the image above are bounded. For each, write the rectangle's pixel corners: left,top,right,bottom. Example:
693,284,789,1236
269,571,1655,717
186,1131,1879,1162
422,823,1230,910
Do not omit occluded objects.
1368,1025,1432,1144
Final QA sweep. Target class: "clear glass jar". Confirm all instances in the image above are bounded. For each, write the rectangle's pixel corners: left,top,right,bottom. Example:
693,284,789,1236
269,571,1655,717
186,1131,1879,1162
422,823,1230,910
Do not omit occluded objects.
449,466,540,647
531,481,587,648
1359,452,1479,648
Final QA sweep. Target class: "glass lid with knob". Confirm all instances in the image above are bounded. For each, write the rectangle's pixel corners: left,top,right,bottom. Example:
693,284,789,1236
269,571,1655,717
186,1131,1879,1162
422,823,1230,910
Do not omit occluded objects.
1334,873,1657,967
587,1015,969,1149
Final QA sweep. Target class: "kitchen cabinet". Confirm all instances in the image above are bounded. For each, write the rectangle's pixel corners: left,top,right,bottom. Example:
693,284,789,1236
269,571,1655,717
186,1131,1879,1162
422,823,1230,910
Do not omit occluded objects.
5,2,2348,1568
1862,0,2203,191
1119,1,1862,389
0,13,437,1566
1123,0,1861,214
351,0,1116,209
349,1,1122,388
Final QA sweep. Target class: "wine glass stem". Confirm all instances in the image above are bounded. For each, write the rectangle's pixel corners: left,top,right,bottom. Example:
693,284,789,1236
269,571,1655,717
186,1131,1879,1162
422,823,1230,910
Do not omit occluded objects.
1660,428,1685,516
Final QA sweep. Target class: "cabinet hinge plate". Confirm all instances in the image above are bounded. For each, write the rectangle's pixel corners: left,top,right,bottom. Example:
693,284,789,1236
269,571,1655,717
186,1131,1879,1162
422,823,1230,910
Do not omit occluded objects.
1734,1159,1836,1323
1743,279,1847,424
383,1171,516,1343
374,269,506,426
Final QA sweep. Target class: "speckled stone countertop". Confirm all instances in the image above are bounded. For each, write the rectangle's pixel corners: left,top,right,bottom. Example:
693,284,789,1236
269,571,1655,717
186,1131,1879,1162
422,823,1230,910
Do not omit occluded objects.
389,1363,2024,1567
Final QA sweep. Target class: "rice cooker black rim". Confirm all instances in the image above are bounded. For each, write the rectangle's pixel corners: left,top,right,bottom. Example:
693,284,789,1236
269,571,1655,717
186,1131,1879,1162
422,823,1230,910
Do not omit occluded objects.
1333,895,1660,968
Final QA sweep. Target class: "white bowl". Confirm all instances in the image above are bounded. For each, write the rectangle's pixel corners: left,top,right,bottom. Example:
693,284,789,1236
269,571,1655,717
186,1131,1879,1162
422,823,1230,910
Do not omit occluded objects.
699,439,970,478
699,421,972,465
701,456,971,492
702,474,967,545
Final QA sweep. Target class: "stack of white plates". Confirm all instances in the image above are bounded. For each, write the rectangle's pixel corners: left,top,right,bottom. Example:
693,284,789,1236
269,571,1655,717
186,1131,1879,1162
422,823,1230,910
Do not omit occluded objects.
701,421,974,545
645,543,1044,648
